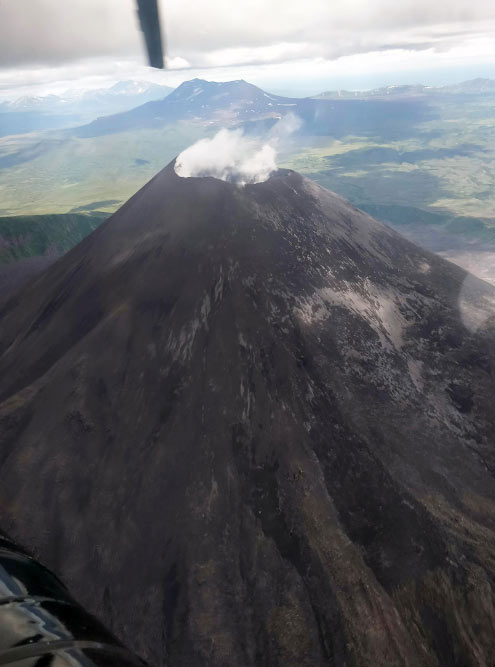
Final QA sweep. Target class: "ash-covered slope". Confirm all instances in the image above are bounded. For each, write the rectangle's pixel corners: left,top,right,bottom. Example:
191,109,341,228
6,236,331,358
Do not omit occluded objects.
0,163,495,666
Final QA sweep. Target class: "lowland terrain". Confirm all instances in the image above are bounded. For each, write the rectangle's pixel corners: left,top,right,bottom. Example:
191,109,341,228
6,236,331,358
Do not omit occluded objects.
0,212,106,302
0,77,494,282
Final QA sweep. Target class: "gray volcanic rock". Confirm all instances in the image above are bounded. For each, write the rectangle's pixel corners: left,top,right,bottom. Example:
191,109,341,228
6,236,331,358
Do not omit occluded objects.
0,163,495,666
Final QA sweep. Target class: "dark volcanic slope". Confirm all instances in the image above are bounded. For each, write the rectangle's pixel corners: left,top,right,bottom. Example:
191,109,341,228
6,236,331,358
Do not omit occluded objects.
0,163,495,666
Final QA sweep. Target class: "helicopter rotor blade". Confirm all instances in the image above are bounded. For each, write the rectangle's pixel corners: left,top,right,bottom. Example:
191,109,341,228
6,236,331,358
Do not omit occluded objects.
136,0,165,69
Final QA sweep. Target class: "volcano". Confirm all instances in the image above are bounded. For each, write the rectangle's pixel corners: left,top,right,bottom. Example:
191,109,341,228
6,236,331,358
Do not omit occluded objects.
74,79,289,137
0,162,495,666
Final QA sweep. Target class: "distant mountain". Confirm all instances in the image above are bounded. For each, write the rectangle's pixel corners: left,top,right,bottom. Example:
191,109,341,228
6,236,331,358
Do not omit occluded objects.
74,78,294,137
315,78,495,100
1,162,495,666
1,94,63,112
67,80,173,115
0,80,173,137
315,84,430,99
0,81,173,115
440,77,495,94
74,78,433,141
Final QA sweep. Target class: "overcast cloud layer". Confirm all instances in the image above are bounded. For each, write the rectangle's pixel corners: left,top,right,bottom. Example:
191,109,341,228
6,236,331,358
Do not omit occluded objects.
1,0,494,70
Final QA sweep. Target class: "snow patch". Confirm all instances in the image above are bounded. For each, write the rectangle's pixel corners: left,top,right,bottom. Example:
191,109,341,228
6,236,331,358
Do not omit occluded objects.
407,359,424,391
295,280,408,351
166,292,211,361
458,273,495,333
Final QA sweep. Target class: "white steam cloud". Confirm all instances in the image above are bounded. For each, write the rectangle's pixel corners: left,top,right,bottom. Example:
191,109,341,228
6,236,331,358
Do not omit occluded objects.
174,114,302,185
175,129,277,184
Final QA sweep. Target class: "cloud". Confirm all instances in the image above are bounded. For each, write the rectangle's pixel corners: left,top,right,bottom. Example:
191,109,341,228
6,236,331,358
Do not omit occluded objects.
174,115,302,185
0,0,494,69
174,129,277,185
267,113,303,142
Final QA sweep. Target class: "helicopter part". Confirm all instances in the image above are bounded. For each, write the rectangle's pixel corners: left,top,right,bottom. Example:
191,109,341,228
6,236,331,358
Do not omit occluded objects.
136,0,165,69
0,532,146,666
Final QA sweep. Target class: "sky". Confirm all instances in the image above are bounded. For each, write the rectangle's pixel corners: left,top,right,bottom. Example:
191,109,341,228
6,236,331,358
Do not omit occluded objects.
0,0,494,98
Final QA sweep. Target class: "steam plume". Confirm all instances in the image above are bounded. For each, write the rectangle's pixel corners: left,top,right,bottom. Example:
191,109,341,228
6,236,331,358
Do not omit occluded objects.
175,114,302,185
